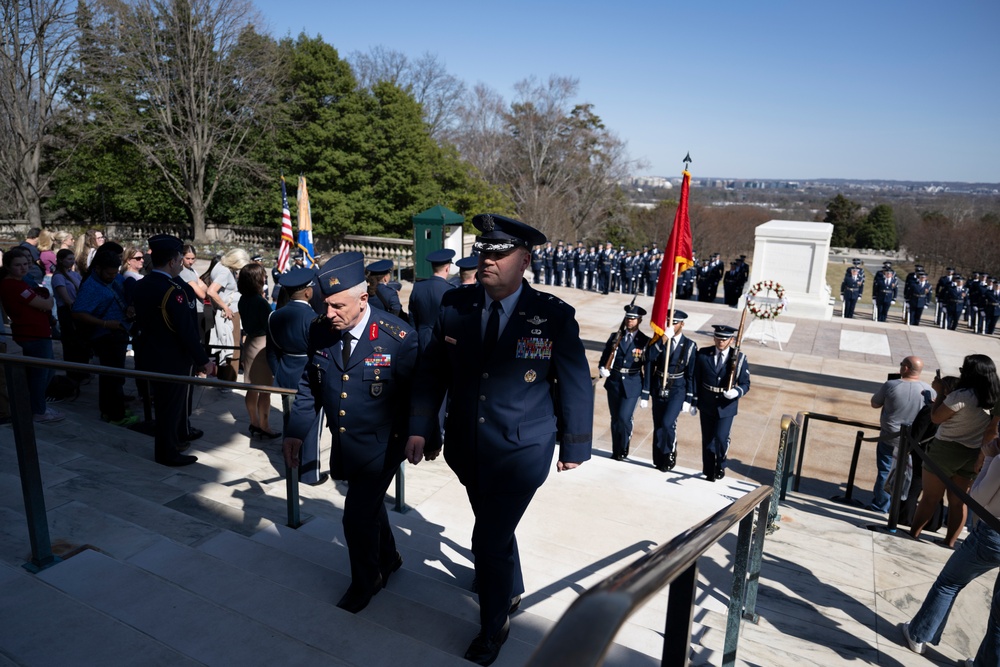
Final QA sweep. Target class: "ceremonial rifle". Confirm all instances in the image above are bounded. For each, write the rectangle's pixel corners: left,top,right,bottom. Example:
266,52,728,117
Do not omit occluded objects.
724,304,750,391
600,294,638,371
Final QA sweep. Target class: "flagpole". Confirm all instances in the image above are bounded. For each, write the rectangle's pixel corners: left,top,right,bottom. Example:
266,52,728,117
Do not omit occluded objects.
661,258,684,394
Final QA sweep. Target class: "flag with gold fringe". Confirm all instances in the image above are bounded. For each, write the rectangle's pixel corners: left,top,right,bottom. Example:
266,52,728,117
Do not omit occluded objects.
277,175,294,272
649,168,694,337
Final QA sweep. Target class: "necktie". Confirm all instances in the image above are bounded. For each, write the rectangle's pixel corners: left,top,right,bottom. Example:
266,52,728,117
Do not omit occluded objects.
716,351,725,371
484,301,501,357
341,332,353,368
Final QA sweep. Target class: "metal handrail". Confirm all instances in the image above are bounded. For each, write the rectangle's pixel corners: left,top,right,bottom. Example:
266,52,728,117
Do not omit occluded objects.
525,484,773,667
788,411,880,495
0,352,298,572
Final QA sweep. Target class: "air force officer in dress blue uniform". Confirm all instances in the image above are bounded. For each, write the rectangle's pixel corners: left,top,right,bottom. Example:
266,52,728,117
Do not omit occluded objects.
365,259,403,318
407,213,594,666
693,324,750,481
283,252,418,614
265,267,324,482
408,248,456,352
643,310,698,472
598,304,649,461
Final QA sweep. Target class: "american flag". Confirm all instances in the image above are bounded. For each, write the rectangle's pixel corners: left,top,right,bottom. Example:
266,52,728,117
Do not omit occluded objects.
277,175,293,273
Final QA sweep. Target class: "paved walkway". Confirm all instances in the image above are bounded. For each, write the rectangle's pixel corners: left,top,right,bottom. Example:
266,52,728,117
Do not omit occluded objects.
1,278,997,666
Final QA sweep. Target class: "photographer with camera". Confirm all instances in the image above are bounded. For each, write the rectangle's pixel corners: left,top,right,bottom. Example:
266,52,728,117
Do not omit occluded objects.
642,310,697,472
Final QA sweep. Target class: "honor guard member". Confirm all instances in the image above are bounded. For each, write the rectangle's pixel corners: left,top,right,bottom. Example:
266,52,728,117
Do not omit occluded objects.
283,252,418,614
619,249,634,294
542,240,554,284
132,234,217,467
552,241,567,287
573,241,587,289
693,324,750,481
845,259,866,291
873,267,898,322
408,248,456,352
598,241,614,294
598,304,649,460
530,245,544,284
696,258,713,301
265,267,324,483
841,265,863,318
645,249,662,296
365,259,403,318
908,271,933,326
944,275,967,330
408,213,593,666
737,255,750,283
723,261,743,307
642,310,697,472
984,278,1000,335
935,267,955,325
585,245,599,290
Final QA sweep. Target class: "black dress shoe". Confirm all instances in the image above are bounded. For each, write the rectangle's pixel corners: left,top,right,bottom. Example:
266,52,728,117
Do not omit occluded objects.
703,471,716,482
611,454,624,461
156,454,198,467
464,619,510,666
336,576,382,614
304,473,329,486
508,594,521,614
714,466,726,480
176,441,191,453
183,428,204,441
666,452,677,470
381,551,403,587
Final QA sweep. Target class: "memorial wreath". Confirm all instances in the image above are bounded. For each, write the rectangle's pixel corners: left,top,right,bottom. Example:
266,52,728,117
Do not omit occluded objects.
746,280,787,320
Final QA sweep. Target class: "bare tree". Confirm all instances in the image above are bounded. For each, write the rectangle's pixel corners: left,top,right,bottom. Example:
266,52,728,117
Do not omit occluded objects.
87,0,282,241
451,82,508,184
351,46,465,140
0,0,78,227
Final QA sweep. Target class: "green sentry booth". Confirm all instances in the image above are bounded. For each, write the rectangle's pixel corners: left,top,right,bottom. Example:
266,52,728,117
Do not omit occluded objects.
412,205,464,280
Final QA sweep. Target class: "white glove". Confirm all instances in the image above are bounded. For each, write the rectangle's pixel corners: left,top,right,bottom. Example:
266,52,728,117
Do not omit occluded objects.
682,401,692,414
723,388,740,400
839,295,844,301
689,403,697,416
599,367,610,378
891,300,896,305
640,399,648,409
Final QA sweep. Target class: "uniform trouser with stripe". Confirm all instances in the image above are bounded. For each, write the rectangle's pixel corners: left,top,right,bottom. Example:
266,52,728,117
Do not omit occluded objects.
652,385,686,467
605,380,638,458
699,411,734,474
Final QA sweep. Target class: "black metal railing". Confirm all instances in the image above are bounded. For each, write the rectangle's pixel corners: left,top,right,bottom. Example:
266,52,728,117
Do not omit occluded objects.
782,412,880,499
0,353,296,572
524,484,773,667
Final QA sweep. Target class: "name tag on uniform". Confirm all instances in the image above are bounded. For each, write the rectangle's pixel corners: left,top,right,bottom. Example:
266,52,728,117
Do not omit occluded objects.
516,337,552,360
365,354,392,367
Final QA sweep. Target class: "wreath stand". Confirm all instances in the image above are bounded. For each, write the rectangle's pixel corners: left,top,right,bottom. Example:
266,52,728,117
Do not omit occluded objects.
753,310,784,350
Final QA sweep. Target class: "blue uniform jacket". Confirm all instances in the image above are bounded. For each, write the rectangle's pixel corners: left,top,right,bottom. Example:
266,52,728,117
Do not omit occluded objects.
600,329,649,399
642,334,697,402
408,275,455,352
909,281,933,308
266,300,317,389
286,310,417,479
132,271,209,374
693,346,750,418
412,282,593,494
369,282,403,318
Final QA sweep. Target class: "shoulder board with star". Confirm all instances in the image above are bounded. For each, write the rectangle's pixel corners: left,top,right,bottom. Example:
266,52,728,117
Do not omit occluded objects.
378,318,409,341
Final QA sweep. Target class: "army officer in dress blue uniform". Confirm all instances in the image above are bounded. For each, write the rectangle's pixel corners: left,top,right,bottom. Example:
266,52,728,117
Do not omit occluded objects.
407,213,594,666
598,304,649,461
693,324,750,481
642,310,697,472
265,267,325,483
132,235,217,467
283,252,418,614
408,248,456,352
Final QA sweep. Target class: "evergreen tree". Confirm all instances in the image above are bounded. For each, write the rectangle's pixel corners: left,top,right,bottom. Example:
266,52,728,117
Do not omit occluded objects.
856,204,897,250
825,194,861,247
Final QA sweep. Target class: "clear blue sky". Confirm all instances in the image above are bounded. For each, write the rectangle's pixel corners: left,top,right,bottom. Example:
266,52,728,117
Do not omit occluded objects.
254,0,1000,184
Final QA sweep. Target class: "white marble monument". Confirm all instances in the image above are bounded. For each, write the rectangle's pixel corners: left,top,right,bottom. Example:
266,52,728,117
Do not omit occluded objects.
744,220,834,321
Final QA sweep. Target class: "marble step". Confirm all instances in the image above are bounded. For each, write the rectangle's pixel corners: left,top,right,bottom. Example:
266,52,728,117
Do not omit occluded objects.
127,536,469,667
0,560,199,666
36,547,350,667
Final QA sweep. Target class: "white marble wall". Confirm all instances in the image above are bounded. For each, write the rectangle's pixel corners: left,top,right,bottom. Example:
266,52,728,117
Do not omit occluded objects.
746,220,835,321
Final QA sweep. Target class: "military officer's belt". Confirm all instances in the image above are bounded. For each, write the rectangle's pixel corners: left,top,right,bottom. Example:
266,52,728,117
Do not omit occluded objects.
613,368,641,376
702,384,725,393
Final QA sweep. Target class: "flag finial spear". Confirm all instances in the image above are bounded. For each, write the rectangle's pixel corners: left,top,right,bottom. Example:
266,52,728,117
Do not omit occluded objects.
683,152,692,167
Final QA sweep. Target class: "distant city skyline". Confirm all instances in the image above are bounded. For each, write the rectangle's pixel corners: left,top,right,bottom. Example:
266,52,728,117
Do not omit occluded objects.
253,0,1000,184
